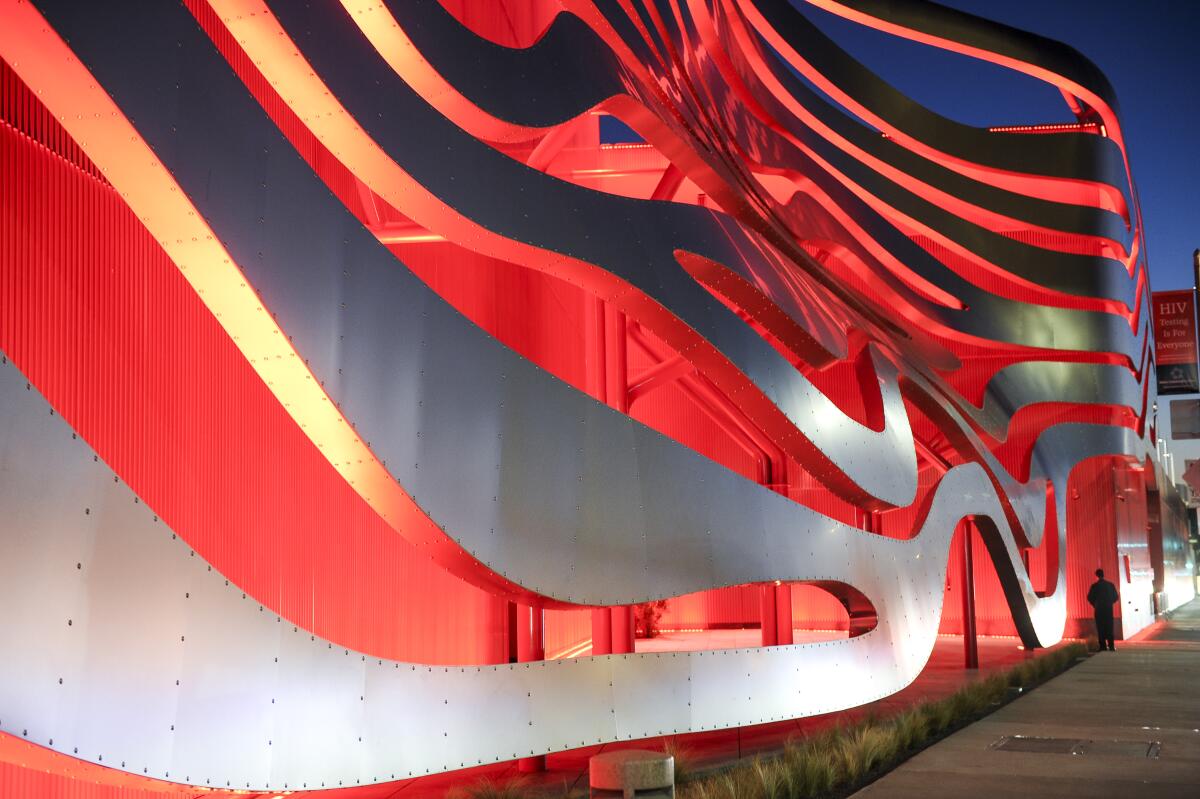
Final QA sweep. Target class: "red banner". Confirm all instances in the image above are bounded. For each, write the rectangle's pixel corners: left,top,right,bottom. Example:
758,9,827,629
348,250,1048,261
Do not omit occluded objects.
1153,289,1199,394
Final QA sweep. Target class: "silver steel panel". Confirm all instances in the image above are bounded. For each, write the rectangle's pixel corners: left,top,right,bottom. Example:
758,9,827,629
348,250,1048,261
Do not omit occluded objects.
347,0,1145,361
0,0,1162,789
977,360,1144,439
10,0,1150,633
0,351,1152,786
71,507,190,777
611,652,692,739
268,625,366,789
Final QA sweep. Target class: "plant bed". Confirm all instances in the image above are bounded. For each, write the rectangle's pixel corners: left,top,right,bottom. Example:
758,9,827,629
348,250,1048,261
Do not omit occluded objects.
678,642,1089,799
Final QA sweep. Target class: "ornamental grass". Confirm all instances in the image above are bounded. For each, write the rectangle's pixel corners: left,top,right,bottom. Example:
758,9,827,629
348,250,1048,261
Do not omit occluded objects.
679,641,1087,799
449,775,532,799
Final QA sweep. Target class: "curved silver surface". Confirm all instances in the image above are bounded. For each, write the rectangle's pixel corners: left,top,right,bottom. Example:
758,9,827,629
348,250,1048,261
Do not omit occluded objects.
0,0,1167,789
330,0,1150,475
5,0,921,607
0,355,1143,788
352,0,1145,355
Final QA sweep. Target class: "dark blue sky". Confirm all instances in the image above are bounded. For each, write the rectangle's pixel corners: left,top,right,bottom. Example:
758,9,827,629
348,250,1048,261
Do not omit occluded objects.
794,0,1200,290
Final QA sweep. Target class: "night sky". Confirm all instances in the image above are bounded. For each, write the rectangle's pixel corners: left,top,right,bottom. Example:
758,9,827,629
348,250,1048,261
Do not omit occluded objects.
795,0,1200,291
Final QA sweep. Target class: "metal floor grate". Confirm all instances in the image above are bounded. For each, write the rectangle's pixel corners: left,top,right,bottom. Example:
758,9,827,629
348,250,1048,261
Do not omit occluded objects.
990,736,1160,758
991,736,1080,754
1076,739,1162,758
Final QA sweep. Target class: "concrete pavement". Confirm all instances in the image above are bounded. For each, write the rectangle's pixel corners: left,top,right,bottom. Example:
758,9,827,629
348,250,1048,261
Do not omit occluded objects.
853,598,1200,799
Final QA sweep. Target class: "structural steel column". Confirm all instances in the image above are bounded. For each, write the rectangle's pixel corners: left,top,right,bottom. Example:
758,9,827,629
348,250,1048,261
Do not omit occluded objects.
611,606,635,654
590,608,613,656
592,606,634,655
759,584,778,646
588,298,635,657
762,461,789,646
516,602,547,772
605,309,629,415
585,296,607,406
961,521,979,669
775,583,794,645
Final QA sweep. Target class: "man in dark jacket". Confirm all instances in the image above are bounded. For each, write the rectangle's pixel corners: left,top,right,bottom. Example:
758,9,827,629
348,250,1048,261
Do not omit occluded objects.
1087,568,1119,651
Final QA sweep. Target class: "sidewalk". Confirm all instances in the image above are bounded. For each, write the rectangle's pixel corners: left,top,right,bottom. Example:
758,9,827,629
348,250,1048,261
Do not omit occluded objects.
853,598,1200,799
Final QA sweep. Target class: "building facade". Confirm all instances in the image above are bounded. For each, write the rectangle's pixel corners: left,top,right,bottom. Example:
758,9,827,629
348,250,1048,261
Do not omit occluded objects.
0,0,1193,795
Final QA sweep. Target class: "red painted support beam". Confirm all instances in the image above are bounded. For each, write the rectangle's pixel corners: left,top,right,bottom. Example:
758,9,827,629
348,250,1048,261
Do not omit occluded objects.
585,296,608,406
632,318,796,651
586,296,614,661
591,608,613,656
961,522,979,669
650,163,685,201
587,299,636,658
516,603,545,662
611,606,635,654
759,584,778,646
606,308,629,414
626,322,774,484
525,114,587,172
626,355,693,406
591,606,633,655
767,464,792,647
775,583,794,645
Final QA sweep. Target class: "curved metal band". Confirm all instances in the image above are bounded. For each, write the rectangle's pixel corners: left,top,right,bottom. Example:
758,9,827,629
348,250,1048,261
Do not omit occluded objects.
0,355,1143,788
0,0,1158,788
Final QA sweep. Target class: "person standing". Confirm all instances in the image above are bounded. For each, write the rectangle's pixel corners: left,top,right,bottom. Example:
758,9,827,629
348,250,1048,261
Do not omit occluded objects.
1087,568,1119,651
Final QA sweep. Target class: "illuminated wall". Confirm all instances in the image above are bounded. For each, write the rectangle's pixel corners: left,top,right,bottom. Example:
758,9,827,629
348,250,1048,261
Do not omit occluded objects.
0,0,1192,795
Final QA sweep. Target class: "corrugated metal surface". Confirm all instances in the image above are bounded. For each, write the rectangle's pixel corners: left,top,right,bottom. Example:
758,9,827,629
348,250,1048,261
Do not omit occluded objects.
0,0,1179,790
790,585,853,631
655,584,850,632
0,85,506,668
1114,464,1155,635
393,242,592,397
0,763,167,799
1,7,1155,661
907,233,1126,315
0,60,104,182
0,733,195,799
1024,483,1057,595
185,0,797,517
933,458,1152,639
938,522,1018,637
999,226,1117,260
658,585,760,629
436,0,562,48
1063,457,1121,638
544,607,592,658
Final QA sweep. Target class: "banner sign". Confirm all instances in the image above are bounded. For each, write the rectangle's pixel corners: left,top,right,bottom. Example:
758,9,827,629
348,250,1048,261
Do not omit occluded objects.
1153,289,1200,395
